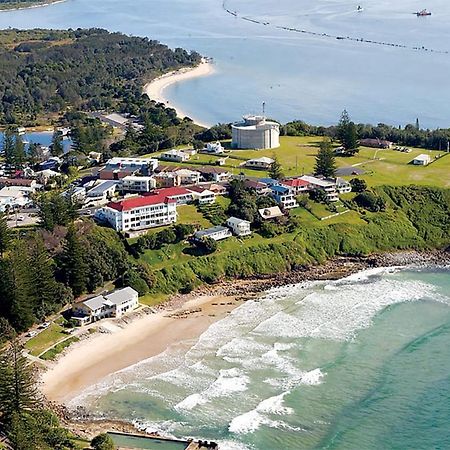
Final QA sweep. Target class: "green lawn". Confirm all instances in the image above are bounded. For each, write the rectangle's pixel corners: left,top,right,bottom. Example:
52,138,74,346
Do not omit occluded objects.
24,323,68,357
139,292,169,306
40,336,79,361
177,204,213,227
141,135,450,187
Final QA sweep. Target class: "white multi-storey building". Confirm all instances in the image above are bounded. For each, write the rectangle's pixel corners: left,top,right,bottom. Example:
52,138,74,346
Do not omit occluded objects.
300,175,339,202
226,217,251,236
120,176,156,193
232,115,280,149
96,193,177,232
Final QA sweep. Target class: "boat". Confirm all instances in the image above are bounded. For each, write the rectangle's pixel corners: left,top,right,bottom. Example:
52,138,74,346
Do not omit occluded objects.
416,9,431,16
357,5,363,12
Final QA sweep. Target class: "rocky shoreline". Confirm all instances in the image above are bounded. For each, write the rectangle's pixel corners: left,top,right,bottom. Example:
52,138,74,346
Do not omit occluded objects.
165,249,450,305
53,249,449,441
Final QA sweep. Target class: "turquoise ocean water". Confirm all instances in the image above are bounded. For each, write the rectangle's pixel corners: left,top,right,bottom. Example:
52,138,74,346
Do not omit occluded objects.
69,267,450,450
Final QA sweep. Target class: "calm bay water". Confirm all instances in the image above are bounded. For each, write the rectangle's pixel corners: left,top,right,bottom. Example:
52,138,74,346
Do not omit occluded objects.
0,0,450,127
70,267,450,450
0,131,72,152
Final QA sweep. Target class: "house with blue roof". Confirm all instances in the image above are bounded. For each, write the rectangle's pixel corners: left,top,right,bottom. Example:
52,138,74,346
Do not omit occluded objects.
270,184,298,209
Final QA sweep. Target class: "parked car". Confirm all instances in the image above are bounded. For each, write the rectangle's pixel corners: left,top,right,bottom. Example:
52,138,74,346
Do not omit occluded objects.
17,215,25,221
26,330,38,338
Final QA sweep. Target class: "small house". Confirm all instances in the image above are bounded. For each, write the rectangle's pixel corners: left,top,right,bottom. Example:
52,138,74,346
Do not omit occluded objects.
335,177,352,194
121,176,156,193
72,287,139,325
270,185,298,209
188,186,216,205
258,206,284,220
412,154,431,166
204,141,225,155
245,157,274,170
194,226,232,242
160,150,190,163
281,178,310,195
227,217,251,236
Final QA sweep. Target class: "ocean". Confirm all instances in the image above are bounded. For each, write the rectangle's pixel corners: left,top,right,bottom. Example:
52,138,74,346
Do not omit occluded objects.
69,267,450,450
0,0,450,127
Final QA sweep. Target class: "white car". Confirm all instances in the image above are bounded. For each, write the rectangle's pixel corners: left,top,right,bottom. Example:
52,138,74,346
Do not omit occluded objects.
40,321,51,329
26,330,38,338
17,215,25,221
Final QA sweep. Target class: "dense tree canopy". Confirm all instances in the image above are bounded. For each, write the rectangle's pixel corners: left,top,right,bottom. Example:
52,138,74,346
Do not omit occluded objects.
0,28,200,124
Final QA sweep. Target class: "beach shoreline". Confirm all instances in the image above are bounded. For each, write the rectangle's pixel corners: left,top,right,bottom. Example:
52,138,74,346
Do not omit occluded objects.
144,60,215,128
0,0,66,12
41,250,450,440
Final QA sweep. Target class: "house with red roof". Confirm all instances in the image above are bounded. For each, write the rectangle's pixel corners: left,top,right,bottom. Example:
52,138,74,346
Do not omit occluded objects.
94,187,196,232
95,192,177,232
280,178,310,195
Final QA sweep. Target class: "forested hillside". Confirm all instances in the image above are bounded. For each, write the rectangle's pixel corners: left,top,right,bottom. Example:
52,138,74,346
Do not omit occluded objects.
0,28,201,124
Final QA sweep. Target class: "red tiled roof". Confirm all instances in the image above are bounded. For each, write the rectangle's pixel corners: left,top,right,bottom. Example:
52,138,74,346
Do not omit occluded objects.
282,178,310,187
0,177,35,187
152,187,191,197
107,194,175,212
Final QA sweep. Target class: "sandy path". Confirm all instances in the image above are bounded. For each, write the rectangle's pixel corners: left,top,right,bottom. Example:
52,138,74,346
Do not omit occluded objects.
144,60,215,128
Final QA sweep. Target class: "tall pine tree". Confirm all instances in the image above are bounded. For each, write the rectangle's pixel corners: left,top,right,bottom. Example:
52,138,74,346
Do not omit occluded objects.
0,338,39,422
28,235,62,320
337,110,359,154
0,212,11,257
269,155,284,180
60,225,87,297
2,242,35,332
51,130,64,156
314,138,337,178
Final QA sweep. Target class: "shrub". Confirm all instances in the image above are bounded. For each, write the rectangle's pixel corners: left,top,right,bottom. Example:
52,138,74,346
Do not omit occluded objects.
350,178,367,193
91,433,115,450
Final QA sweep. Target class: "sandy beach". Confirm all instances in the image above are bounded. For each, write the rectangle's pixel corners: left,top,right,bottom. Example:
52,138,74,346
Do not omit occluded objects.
144,60,215,128
0,0,66,12
41,294,242,403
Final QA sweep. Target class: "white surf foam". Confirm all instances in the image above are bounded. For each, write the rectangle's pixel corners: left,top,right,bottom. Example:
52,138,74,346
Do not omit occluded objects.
254,278,438,341
229,389,297,434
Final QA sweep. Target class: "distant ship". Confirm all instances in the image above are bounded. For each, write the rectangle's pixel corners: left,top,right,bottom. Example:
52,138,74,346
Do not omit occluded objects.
416,9,432,16
357,5,363,12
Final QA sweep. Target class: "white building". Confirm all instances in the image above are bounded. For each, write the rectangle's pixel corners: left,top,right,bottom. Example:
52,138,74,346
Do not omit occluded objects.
160,149,190,163
280,178,310,195
188,186,216,205
174,169,201,185
245,157,275,170
64,186,87,203
103,157,158,174
35,169,61,185
270,185,298,209
194,226,232,242
0,187,33,211
335,177,352,194
412,154,431,166
204,141,225,155
232,115,280,150
227,217,251,236
96,192,177,232
300,175,339,202
86,180,119,206
258,206,284,220
121,176,156,193
72,287,139,325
